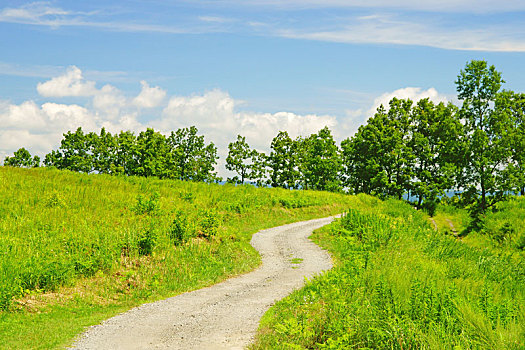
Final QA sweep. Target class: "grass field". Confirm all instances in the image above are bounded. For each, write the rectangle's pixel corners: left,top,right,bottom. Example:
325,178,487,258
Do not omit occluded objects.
252,196,525,349
0,166,355,349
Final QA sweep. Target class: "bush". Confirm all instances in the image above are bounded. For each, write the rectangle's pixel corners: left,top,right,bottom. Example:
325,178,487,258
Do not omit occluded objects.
133,192,160,215
138,229,157,255
169,210,192,245
198,209,220,238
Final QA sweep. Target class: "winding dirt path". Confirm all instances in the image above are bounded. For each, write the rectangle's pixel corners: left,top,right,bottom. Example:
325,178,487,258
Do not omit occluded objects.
71,216,336,350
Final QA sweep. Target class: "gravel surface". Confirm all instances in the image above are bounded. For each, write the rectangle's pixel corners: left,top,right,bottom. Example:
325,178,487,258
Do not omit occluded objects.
70,216,336,350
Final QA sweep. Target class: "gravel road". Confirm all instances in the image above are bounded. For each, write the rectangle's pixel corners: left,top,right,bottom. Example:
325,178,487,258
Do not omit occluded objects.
70,216,336,350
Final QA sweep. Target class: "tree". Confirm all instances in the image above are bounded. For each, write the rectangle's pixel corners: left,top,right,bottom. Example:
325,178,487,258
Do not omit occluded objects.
91,128,118,174
113,131,138,176
250,150,268,187
226,135,255,184
342,100,413,199
268,131,299,189
4,148,40,168
383,98,414,199
410,99,460,209
455,60,512,212
298,127,342,192
44,127,94,173
496,91,525,195
166,126,219,182
134,128,169,177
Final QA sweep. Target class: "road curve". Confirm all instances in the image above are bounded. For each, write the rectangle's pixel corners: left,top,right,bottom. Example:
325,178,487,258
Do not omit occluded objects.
71,216,336,350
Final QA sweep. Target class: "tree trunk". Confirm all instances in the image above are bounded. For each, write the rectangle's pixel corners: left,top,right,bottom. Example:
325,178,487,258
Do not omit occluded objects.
481,180,486,212
418,195,423,210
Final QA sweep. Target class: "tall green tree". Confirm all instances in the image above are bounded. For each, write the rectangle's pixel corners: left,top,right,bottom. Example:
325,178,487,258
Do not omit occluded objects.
383,98,414,199
225,135,255,184
341,112,384,195
496,91,525,195
91,128,118,174
250,150,268,187
166,126,219,182
134,128,169,177
44,127,94,173
4,148,40,168
268,131,299,189
410,99,460,209
298,127,342,192
455,60,512,212
113,130,138,175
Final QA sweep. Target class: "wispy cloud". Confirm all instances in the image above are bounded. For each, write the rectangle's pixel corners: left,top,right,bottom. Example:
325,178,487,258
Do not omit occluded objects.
198,16,235,23
0,2,219,34
277,14,525,52
2,2,525,52
193,0,525,14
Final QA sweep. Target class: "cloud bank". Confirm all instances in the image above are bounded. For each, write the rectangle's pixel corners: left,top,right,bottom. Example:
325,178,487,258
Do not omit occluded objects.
0,67,339,174
0,66,449,175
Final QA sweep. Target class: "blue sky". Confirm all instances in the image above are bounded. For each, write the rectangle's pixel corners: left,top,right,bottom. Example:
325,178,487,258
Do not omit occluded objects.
1,1,525,174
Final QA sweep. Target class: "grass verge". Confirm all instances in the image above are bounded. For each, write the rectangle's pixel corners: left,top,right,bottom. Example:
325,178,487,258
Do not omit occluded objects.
251,195,525,349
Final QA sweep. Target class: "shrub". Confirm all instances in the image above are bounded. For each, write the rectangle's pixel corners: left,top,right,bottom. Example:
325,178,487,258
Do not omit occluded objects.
169,210,192,245
198,209,220,238
133,192,160,215
138,229,157,255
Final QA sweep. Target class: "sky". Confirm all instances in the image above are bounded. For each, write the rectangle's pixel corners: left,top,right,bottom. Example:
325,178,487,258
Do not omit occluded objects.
1,0,525,176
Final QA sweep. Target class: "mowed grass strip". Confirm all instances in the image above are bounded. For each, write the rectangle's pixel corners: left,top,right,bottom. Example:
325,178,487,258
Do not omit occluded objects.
0,166,355,349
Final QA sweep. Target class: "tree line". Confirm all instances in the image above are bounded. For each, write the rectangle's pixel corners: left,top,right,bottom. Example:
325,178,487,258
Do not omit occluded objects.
4,60,525,213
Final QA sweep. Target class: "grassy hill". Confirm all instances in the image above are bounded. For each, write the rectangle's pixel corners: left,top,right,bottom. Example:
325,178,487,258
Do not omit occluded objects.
0,166,356,349
252,198,525,349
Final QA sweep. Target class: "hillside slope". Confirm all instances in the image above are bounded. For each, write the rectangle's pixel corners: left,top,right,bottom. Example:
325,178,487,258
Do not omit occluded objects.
0,167,355,349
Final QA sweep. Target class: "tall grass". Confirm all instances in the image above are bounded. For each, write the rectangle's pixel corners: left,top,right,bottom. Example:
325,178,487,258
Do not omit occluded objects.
252,195,525,349
0,166,354,349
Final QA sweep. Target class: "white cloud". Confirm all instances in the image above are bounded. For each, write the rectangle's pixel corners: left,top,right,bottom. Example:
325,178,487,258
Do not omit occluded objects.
368,87,449,115
0,2,70,25
37,66,97,97
338,87,450,138
203,0,525,13
1,67,452,178
2,69,337,176
132,81,166,108
279,14,525,52
156,90,335,153
93,84,127,119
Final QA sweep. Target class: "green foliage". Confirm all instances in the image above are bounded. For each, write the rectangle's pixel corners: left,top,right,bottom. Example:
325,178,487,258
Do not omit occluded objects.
169,210,192,245
198,209,220,238
138,229,157,256
268,131,300,189
133,192,160,215
455,60,512,213
4,147,40,168
481,196,525,249
166,126,220,182
297,127,342,192
42,126,220,182
225,134,266,185
252,196,525,349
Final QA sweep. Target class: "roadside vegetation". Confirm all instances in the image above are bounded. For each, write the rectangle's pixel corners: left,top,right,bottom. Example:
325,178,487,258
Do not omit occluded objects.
0,166,354,349
252,196,525,349
2,59,524,349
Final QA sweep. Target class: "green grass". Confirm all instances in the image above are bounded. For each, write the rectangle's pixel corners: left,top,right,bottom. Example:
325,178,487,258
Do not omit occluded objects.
0,166,355,349
432,203,470,235
251,195,525,349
